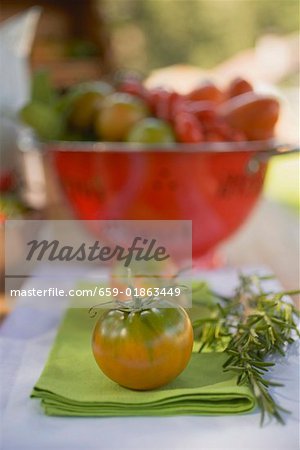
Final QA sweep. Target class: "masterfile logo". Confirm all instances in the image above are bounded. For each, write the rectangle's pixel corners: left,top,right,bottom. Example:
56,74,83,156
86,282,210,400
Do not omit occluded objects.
26,237,170,266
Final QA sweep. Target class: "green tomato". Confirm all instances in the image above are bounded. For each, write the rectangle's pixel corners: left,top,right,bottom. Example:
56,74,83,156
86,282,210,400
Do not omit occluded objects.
92,301,194,390
126,117,175,144
31,69,57,106
20,101,64,140
94,92,149,141
56,81,113,116
68,92,106,132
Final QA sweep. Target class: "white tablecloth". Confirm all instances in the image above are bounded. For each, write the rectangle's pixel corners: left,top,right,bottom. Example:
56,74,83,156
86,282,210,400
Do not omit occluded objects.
0,266,299,450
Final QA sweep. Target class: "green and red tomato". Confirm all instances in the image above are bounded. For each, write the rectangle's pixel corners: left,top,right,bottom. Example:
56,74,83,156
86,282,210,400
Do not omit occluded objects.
20,71,280,143
92,301,194,390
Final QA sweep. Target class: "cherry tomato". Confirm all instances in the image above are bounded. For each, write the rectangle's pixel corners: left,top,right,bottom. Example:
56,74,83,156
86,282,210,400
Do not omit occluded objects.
118,79,149,103
174,112,204,143
69,92,104,131
219,93,280,140
186,82,223,104
201,116,247,142
168,91,184,119
204,131,224,142
126,117,175,144
92,302,194,390
94,93,149,141
204,118,232,139
230,130,247,142
226,77,253,99
148,88,171,121
185,100,217,124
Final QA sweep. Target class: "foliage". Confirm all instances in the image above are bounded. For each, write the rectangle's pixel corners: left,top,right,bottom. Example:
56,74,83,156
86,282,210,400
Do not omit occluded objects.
102,0,299,72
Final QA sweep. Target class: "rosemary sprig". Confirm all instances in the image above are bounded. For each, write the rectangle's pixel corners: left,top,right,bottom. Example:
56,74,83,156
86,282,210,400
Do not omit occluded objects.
192,273,300,424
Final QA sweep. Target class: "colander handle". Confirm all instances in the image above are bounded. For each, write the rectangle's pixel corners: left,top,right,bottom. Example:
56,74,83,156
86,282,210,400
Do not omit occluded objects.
247,143,299,174
267,143,300,157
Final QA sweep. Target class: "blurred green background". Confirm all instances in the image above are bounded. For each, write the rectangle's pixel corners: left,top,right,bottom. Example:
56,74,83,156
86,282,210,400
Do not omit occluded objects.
103,0,298,72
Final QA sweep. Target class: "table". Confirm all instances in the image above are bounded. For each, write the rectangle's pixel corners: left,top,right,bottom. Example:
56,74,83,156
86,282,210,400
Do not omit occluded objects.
0,265,299,450
219,198,299,301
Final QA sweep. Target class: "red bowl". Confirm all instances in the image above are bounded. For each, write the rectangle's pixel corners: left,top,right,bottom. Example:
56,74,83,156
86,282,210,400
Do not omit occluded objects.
30,138,289,260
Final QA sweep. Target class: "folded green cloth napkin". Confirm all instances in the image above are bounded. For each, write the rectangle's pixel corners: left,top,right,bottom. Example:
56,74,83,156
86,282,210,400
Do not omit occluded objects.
31,308,256,417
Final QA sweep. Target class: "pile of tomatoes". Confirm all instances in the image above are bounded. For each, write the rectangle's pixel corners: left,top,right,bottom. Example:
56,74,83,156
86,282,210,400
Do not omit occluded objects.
118,76,280,143
20,72,280,144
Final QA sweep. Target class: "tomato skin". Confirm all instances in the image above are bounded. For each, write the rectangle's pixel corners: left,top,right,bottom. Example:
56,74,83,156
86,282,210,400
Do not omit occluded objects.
148,88,172,121
69,92,105,131
226,77,253,99
94,93,149,141
92,304,194,390
174,112,204,143
186,82,223,104
185,100,217,123
118,79,149,103
219,92,280,140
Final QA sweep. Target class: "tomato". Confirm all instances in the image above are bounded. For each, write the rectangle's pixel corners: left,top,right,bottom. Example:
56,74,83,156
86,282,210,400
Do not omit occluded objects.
185,100,217,123
174,112,204,143
148,89,185,123
92,302,194,390
186,82,223,104
226,77,253,99
94,93,149,141
230,129,247,141
126,117,175,144
204,131,224,142
67,82,113,131
168,91,187,119
219,92,280,140
69,92,104,131
148,88,171,121
118,78,149,103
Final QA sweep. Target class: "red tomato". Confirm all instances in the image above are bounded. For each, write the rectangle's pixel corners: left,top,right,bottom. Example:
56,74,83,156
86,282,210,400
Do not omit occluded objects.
174,112,204,143
201,116,247,142
226,77,253,99
148,88,182,122
219,93,280,140
230,130,247,141
186,82,223,104
148,88,169,120
92,301,194,390
168,91,184,119
118,79,149,103
185,101,217,123
204,131,224,142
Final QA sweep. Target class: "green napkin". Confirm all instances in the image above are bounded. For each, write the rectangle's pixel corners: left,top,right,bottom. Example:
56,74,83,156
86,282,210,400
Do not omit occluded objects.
31,308,256,417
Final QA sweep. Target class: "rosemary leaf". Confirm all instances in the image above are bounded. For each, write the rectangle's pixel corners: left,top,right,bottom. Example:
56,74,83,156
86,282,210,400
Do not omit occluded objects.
192,273,300,425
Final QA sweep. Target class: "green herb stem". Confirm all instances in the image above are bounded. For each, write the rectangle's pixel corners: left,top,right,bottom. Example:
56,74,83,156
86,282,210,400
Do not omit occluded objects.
192,273,299,425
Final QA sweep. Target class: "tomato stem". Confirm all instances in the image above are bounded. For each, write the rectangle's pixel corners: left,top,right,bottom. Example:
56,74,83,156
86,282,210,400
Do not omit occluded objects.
127,268,142,309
